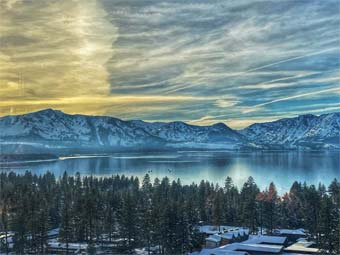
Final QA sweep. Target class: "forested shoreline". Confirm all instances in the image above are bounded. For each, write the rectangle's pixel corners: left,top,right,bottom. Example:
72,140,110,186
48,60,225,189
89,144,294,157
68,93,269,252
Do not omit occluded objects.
0,171,339,254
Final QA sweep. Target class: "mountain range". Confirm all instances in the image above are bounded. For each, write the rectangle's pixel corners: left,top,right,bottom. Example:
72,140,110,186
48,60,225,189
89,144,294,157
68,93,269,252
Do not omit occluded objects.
0,109,339,154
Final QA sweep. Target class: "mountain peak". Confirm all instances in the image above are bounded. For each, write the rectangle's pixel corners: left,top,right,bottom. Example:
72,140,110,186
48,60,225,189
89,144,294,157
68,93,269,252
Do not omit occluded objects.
212,122,228,128
297,113,315,119
240,112,340,149
29,108,64,116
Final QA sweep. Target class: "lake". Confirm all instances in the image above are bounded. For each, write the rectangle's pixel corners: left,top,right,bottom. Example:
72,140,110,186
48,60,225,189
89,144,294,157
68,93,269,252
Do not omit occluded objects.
0,151,339,193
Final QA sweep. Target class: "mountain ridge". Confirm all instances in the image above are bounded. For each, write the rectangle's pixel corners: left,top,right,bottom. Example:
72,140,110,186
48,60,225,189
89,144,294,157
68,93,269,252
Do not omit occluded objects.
0,109,339,154
0,109,246,153
240,112,340,149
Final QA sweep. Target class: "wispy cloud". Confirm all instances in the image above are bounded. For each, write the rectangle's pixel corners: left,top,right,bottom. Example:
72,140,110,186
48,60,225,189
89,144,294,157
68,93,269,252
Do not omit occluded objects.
243,87,340,113
0,0,339,128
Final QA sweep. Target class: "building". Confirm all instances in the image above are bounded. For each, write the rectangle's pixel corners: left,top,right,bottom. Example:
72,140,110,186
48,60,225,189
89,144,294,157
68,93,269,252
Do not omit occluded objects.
47,228,60,239
47,241,88,254
199,225,238,236
196,234,321,255
0,232,14,251
199,249,249,255
284,239,319,254
205,228,250,248
243,235,288,246
200,235,288,255
272,229,306,244
206,234,223,248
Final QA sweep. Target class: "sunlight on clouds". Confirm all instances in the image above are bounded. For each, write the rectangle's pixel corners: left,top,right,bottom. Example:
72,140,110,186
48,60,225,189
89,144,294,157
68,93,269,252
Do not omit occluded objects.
0,94,216,120
0,0,339,128
0,0,116,104
242,87,340,114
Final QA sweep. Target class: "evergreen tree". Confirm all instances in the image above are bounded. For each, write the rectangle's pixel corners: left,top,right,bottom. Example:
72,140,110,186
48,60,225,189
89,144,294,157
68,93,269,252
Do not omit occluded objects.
318,195,339,254
118,191,138,252
263,182,278,233
224,177,239,225
0,171,339,254
239,177,259,232
212,188,224,229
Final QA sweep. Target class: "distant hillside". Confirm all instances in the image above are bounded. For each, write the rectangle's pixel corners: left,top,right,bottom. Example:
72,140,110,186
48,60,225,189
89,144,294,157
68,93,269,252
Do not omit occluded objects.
0,109,339,154
0,109,246,154
240,113,340,149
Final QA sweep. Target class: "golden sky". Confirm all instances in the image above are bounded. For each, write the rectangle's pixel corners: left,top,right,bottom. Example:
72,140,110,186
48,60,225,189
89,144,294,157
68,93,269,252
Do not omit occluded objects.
0,0,339,128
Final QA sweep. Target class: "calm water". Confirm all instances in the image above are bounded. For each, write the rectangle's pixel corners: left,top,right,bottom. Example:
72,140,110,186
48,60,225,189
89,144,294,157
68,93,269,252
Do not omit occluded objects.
1,151,339,193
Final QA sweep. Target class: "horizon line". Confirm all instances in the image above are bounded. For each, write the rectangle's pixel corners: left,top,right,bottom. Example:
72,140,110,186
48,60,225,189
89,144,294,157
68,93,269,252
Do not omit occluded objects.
1,107,338,130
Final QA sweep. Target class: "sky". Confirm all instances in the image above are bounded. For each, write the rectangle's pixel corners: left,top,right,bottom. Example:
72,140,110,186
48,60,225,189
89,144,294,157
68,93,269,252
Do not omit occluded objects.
0,0,339,129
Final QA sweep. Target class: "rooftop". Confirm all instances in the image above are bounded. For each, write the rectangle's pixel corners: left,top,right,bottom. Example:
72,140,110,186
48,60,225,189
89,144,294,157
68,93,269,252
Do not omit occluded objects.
284,239,319,253
273,228,306,236
243,235,287,245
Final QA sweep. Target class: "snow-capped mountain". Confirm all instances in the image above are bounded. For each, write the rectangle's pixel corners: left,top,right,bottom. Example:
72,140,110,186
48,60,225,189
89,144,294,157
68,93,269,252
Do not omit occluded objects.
0,109,338,154
130,120,243,146
0,109,246,153
240,113,340,149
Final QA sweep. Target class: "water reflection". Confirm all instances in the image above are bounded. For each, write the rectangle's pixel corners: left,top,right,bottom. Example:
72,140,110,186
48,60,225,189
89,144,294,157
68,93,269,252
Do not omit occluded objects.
1,151,339,193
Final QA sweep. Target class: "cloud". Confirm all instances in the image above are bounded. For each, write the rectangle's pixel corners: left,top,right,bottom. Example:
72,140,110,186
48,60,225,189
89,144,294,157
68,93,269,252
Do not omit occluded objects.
0,0,339,128
243,87,340,113
0,0,116,99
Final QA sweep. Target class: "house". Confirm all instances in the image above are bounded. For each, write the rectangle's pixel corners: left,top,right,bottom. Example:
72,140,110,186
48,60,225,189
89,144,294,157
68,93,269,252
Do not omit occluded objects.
201,235,287,255
220,228,249,245
199,225,236,236
0,232,14,251
243,235,288,246
206,234,223,248
272,229,306,244
205,228,250,248
239,235,287,254
47,228,60,239
284,239,319,254
199,248,249,255
232,243,283,254
197,228,320,255
220,232,236,246
47,241,88,254
199,242,284,255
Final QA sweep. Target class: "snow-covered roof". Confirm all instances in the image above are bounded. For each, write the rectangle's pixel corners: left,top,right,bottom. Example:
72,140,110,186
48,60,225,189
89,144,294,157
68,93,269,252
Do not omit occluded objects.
200,242,283,255
47,228,60,236
199,225,236,235
198,248,248,255
135,246,161,255
273,228,306,236
244,235,287,245
221,232,235,239
0,235,13,244
206,234,222,243
224,228,249,237
48,240,88,250
237,229,249,236
284,239,319,253
235,243,283,253
0,232,14,239
290,238,314,248
206,227,250,242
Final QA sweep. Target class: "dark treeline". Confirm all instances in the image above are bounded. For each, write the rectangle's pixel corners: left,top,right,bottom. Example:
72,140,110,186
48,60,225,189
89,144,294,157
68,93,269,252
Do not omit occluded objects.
0,171,339,254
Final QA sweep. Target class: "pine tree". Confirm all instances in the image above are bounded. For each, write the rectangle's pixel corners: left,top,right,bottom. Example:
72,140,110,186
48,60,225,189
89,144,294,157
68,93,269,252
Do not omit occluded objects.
239,177,259,232
263,182,278,233
118,191,138,252
224,177,239,225
318,195,339,254
0,202,9,254
329,178,340,206
60,172,73,254
0,171,339,254
140,174,153,253
212,188,224,230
